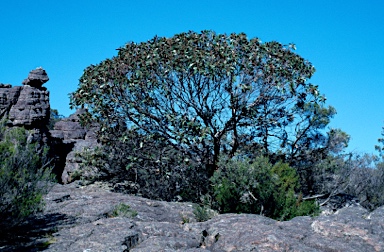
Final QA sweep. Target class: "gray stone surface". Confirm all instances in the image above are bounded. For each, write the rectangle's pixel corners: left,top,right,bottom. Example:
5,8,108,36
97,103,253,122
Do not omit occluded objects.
0,86,21,118
47,217,139,252
60,138,98,183
43,183,200,251
50,109,87,140
2,183,383,251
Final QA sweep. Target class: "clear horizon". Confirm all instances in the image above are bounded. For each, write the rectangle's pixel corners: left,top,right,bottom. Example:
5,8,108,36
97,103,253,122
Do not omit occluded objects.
1,0,383,155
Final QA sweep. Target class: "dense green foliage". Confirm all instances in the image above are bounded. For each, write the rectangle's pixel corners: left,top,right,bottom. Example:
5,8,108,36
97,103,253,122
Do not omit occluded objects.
0,122,53,231
210,156,319,220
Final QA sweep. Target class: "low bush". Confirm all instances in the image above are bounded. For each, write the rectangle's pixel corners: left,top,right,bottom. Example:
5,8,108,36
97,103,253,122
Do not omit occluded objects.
108,203,138,218
343,155,384,210
310,154,384,211
193,204,217,222
210,155,319,220
0,123,53,231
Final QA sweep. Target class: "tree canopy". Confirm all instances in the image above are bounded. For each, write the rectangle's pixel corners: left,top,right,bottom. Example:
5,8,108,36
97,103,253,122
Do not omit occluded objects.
70,30,342,175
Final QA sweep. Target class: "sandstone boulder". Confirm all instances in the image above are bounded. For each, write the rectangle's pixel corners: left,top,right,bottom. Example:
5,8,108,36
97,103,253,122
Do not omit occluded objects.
0,68,50,127
0,69,51,151
22,67,49,88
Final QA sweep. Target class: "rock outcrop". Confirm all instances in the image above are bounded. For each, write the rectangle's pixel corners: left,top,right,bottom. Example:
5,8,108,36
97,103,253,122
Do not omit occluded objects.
0,68,51,156
50,108,99,184
0,68,50,128
1,182,383,251
0,68,95,183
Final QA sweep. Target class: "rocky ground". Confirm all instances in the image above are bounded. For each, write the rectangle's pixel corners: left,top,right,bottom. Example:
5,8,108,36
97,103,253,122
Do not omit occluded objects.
1,182,383,252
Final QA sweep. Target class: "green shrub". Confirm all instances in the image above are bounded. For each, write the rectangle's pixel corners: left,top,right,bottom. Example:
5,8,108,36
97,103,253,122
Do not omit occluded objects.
192,204,217,222
108,203,138,218
0,123,53,231
270,162,319,220
210,156,273,214
210,155,319,220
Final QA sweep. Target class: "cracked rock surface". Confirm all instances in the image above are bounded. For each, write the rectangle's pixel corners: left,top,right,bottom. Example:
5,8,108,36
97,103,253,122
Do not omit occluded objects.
1,182,384,251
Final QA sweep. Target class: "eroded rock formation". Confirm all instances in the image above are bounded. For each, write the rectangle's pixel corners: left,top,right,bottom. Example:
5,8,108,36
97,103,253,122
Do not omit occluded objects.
0,68,51,153
0,68,100,184
50,108,99,184
0,85,21,118
0,68,50,128
1,85,49,129
22,67,49,88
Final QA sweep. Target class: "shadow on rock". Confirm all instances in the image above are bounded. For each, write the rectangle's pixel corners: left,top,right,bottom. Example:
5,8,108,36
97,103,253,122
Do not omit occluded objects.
0,213,76,252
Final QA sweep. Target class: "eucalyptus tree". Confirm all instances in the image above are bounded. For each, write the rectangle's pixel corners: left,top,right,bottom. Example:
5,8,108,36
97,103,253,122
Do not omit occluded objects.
70,30,337,176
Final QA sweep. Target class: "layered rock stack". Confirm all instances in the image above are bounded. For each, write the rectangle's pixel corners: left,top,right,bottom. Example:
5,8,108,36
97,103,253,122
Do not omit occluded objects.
6,67,50,128
0,68,51,147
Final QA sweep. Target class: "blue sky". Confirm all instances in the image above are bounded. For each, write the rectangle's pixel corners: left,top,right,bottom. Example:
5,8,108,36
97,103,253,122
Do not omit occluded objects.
1,1,383,154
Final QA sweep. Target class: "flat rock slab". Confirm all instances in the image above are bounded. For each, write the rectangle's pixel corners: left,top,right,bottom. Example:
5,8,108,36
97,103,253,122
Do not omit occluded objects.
1,182,384,251
46,218,139,252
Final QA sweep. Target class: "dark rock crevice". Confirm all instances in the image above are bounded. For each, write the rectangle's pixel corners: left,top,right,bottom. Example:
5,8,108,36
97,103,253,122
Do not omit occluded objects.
49,108,99,184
